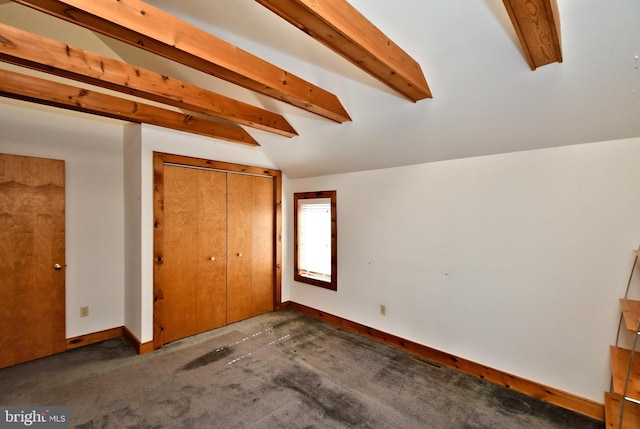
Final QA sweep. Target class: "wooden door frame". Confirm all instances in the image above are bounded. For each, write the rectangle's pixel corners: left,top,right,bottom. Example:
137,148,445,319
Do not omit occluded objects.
152,152,282,350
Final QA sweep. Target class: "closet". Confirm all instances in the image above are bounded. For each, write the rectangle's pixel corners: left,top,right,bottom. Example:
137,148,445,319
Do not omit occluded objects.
153,153,281,348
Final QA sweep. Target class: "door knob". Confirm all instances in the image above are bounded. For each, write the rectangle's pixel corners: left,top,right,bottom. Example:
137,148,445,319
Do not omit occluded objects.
53,263,62,270
209,256,216,261
237,252,243,257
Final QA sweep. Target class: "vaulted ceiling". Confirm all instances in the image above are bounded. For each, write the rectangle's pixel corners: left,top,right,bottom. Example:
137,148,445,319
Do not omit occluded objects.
1,0,639,178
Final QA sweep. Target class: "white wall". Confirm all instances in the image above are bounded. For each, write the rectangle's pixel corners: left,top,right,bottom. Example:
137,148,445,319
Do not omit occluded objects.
0,101,125,338
4,92,639,403
123,125,143,339
286,137,640,402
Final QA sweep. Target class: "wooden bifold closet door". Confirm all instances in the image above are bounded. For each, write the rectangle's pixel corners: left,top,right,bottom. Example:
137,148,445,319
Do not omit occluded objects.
158,158,276,346
162,166,227,343
227,173,274,324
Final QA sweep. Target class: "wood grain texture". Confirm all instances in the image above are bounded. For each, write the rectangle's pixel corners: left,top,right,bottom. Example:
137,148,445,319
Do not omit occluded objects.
502,0,562,70
282,301,604,421
153,153,282,178
66,327,123,350
227,173,254,324
14,0,351,123
162,165,199,343
152,153,166,350
0,153,66,369
256,0,431,101
153,153,282,349
0,23,296,138
251,176,275,316
604,392,640,428
123,326,154,355
620,299,640,333
610,346,640,400
273,171,283,306
0,69,258,146
196,170,227,332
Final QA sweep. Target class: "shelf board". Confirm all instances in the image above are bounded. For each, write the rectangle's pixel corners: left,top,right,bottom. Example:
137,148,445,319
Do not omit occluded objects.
605,392,640,428
620,299,640,333
610,346,640,400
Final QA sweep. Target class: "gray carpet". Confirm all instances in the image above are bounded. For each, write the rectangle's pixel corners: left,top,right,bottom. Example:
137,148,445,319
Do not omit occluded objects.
0,310,603,428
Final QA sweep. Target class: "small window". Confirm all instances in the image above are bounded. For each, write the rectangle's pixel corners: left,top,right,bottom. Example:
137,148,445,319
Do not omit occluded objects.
294,191,337,290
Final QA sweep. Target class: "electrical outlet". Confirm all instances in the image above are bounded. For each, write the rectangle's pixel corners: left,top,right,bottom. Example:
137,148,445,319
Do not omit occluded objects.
380,304,386,316
80,306,89,317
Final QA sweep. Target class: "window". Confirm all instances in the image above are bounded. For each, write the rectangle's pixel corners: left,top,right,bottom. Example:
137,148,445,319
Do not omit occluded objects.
294,191,337,290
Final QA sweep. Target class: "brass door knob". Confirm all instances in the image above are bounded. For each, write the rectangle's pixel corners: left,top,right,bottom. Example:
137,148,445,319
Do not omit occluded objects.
53,263,62,270
209,256,216,261
237,252,243,257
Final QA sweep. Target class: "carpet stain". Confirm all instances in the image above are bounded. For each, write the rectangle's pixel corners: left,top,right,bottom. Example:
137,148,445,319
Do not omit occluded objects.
273,366,372,427
158,395,191,419
76,406,162,429
181,347,233,371
181,384,206,396
493,392,532,415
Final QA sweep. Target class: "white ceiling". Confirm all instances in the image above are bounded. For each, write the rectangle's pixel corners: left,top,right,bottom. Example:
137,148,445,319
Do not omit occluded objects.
3,0,640,178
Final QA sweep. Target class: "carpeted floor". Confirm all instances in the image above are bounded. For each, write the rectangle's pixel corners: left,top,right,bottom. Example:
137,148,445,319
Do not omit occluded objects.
0,310,604,428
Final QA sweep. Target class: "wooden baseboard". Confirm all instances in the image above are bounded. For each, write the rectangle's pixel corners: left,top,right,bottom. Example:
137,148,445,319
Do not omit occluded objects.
280,301,604,422
66,326,153,355
66,327,123,350
123,326,154,355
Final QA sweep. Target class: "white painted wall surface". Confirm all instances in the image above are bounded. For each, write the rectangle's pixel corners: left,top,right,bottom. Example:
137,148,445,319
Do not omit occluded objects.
123,125,143,339
286,137,640,402
0,101,125,338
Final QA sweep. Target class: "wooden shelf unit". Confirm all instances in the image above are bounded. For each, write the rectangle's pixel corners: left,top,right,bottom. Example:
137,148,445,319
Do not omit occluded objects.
610,346,640,400
620,299,640,333
605,251,640,428
605,392,640,428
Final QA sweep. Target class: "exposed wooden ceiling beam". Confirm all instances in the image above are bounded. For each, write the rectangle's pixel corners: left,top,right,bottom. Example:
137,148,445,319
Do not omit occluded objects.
0,68,259,146
256,0,431,102
12,0,351,123
502,0,562,70
0,23,297,138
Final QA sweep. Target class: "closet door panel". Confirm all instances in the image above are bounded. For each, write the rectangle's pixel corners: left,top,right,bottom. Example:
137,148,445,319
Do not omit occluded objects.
227,173,253,323
163,166,198,343
251,176,274,316
197,170,227,332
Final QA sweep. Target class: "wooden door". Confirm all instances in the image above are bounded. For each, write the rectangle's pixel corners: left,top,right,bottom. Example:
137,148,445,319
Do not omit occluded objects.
196,169,227,332
251,176,274,316
227,173,253,323
0,153,66,368
227,174,274,323
162,165,198,343
162,165,227,343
